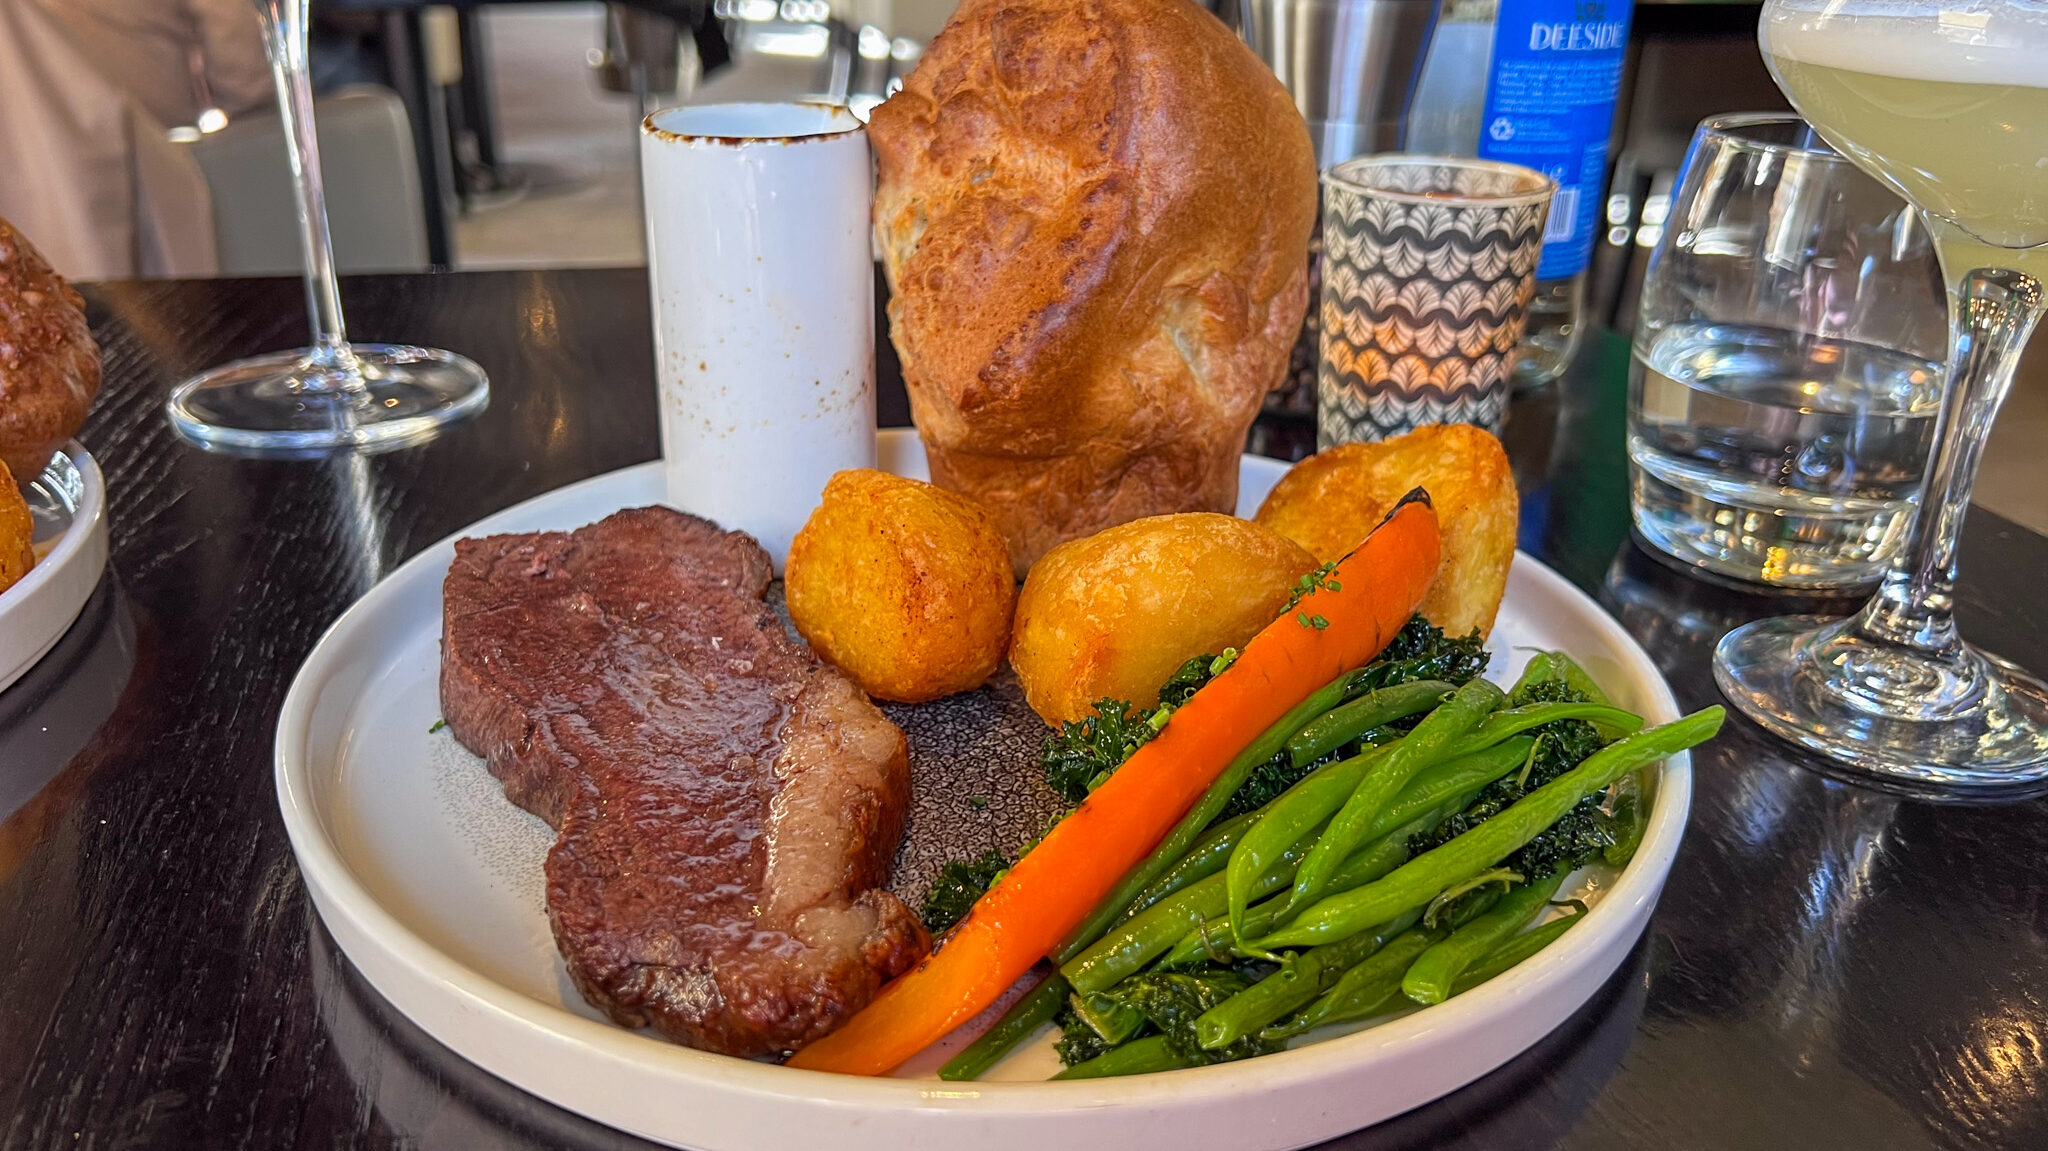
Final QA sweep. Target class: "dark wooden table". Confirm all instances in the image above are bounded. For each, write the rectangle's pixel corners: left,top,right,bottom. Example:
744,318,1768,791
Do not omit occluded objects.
4,267,2045,1150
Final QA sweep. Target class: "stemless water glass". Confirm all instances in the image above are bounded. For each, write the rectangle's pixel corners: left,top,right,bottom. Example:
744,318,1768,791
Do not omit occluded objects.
1714,0,2048,793
164,0,489,454
1629,114,1948,589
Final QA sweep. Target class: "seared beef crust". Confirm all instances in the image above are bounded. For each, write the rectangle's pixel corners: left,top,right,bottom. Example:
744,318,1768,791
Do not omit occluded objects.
441,506,928,1056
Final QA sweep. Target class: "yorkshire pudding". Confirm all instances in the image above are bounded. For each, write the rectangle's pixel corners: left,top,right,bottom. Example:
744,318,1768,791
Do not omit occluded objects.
868,0,1317,573
0,216,100,482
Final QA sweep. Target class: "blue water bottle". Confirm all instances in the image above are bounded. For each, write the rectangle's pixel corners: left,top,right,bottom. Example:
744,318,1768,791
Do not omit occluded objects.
1407,0,1635,388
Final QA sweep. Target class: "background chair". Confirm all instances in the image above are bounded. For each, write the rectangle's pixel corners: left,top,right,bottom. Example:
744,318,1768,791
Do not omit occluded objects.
182,83,429,275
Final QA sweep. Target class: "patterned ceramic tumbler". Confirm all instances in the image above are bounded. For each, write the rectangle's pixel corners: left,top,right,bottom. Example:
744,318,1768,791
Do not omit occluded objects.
1318,156,1555,447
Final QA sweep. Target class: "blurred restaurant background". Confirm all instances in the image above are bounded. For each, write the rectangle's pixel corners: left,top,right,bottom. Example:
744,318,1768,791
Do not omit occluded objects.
0,0,2040,530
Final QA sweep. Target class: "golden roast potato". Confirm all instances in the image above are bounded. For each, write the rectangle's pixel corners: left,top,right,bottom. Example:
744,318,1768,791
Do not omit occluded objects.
785,469,1016,703
0,460,33,595
1010,513,1318,727
1255,424,1517,638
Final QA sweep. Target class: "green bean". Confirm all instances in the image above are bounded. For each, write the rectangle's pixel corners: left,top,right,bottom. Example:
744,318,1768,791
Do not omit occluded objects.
1224,732,1539,949
1446,702,1642,754
1063,821,1325,996
1067,877,1238,996
1603,774,1647,867
1161,813,1434,970
1510,650,1612,706
945,822,1274,1077
1534,652,1652,867
1352,727,1405,753
1520,651,1634,741
1284,680,1458,766
1159,924,1227,972
1284,678,1506,922
1219,735,1527,928
1260,928,1442,1041
938,974,1067,1081
1051,1034,1191,1080
1070,988,1147,1044
1220,682,1528,947
1257,879,1515,1040
948,799,1212,1084
1225,742,1393,947
1119,812,1259,923
1193,910,1423,1050
1365,739,1533,841
1400,870,1565,1005
1548,652,1611,706
1446,903,1587,997
1507,654,1651,862
943,674,1529,1083
1057,668,1366,960
1253,708,1725,951
1159,922,1226,970
1507,653,1562,702
1443,879,1511,925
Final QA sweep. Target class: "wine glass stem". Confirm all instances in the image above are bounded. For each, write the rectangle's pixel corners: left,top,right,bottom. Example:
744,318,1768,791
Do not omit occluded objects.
1850,249,2044,663
258,0,356,376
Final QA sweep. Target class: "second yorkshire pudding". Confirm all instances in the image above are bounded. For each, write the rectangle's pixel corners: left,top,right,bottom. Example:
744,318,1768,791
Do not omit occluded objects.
868,0,1316,574
0,217,100,482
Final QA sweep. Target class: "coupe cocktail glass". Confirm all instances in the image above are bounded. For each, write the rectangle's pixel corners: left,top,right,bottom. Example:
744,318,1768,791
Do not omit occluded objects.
1714,0,2048,793
165,0,488,454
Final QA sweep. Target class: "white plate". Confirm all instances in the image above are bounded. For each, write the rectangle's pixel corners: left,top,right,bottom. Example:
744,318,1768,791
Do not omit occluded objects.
0,443,108,695
276,429,1692,1151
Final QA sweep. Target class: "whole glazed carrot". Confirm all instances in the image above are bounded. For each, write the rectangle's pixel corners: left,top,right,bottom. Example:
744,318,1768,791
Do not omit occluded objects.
786,493,1442,1076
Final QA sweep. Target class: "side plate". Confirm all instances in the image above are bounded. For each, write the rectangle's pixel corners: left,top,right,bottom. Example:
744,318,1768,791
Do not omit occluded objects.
0,444,109,695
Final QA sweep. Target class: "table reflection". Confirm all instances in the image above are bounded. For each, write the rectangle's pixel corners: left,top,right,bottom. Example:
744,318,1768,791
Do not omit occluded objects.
1324,935,1654,1150
310,913,660,1150
1599,537,1863,683
0,577,138,833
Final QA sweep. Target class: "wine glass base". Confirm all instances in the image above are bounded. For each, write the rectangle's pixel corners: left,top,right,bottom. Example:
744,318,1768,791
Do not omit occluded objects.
166,344,489,456
1714,615,2048,796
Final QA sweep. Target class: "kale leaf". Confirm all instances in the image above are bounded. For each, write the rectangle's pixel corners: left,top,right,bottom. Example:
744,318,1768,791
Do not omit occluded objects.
1408,676,1615,877
1352,617,1491,694
1212,616,1488,820
1219,746,1337,821
1040,699,1160,803
919,848,1009,935
1118,971,1244,1035
1053,1000,1112,1066
1505,797,1618,879
1513,674,1590,708
1155,653,1222,710
1041,620,1479,812
1121,971,1282,1065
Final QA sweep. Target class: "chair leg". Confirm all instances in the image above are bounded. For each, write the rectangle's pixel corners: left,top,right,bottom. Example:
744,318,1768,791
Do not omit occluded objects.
380,8,454,267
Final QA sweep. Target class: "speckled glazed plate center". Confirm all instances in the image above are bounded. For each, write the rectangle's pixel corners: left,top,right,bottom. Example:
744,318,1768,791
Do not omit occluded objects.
276,428,1692,1151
